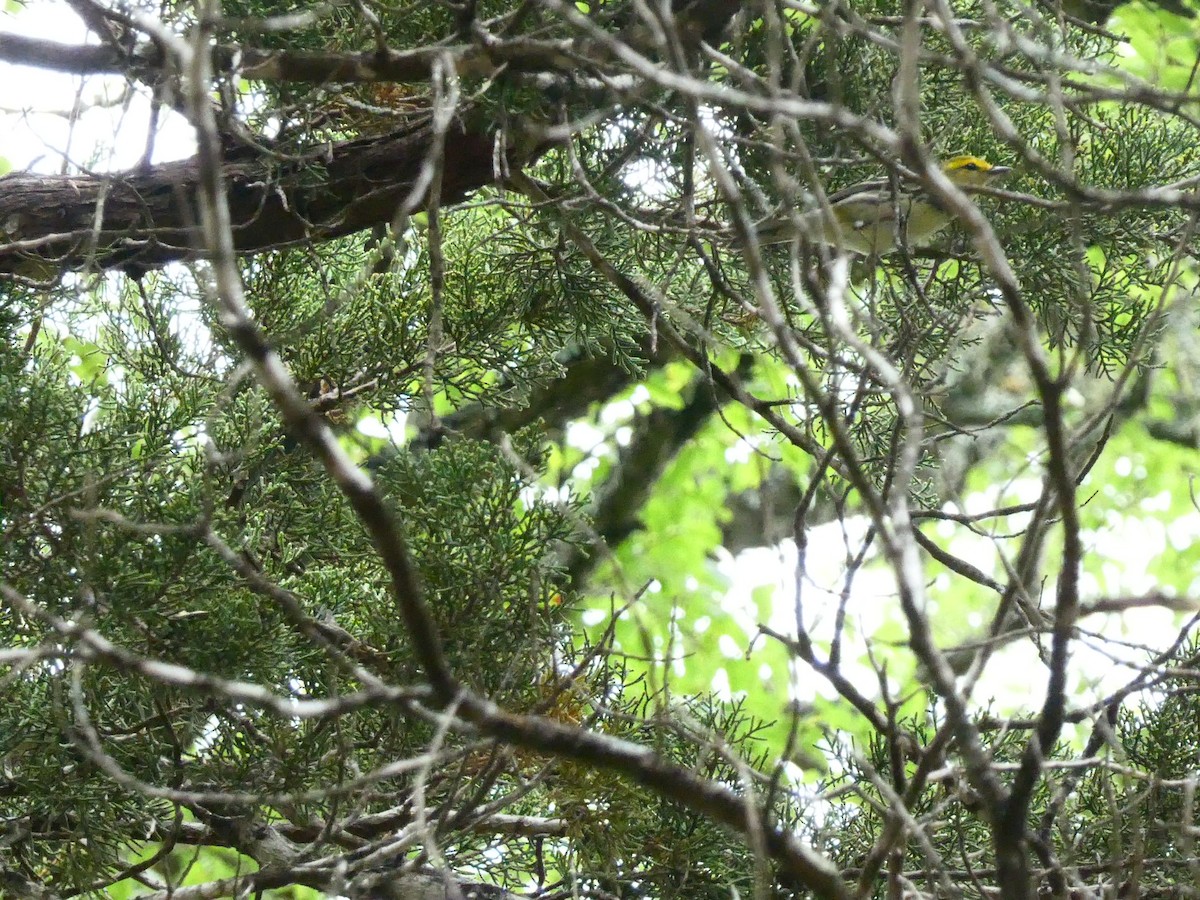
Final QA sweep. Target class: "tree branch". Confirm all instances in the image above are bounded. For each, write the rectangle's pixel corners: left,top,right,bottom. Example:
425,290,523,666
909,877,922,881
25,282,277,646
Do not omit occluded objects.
0,119,539,274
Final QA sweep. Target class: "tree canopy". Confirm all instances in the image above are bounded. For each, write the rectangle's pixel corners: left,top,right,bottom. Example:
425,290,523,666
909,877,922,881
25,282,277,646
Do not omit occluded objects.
3,0,1200,897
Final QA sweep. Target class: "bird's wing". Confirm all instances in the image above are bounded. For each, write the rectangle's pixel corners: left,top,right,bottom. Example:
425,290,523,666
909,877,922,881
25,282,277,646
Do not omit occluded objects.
828,189,906,231
825,177,890,205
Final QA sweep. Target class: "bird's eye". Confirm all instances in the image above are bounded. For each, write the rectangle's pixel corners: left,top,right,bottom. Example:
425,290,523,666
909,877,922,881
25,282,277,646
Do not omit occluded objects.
963,162,979,171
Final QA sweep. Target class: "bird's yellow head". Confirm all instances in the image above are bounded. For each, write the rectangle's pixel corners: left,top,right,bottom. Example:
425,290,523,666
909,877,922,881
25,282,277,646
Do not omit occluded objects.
940,155,1013,188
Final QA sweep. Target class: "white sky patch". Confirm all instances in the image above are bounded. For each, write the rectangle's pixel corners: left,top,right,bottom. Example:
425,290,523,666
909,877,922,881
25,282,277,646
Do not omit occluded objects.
709,667,732,700
571,456,601,481
717,633,741,659
599,397,635,427
1,2,196,173
1167,512,1200,552
356,410,408,444
355,416,391,439
518,479,572,509
566,420,606,451
581,607,607,627
1140,489,1172,513
621,156,674,200
725,435,760,464
716,485,1200,718
79,396,102,434
628,384,650,405
191,713,222,756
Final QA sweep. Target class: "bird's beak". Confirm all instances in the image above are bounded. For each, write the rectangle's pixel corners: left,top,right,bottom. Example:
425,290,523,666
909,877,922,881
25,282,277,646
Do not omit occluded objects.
988,166,1013,177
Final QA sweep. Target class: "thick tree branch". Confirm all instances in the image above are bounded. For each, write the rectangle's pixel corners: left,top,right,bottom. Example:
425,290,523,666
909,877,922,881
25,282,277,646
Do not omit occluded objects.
0,119,537,274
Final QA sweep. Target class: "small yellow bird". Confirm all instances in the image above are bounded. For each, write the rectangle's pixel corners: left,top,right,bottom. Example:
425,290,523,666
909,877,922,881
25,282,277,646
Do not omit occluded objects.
755,155,1013,256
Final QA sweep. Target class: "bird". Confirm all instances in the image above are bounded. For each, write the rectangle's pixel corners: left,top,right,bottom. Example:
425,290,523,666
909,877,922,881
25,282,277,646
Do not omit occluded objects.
754,154,1013,256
